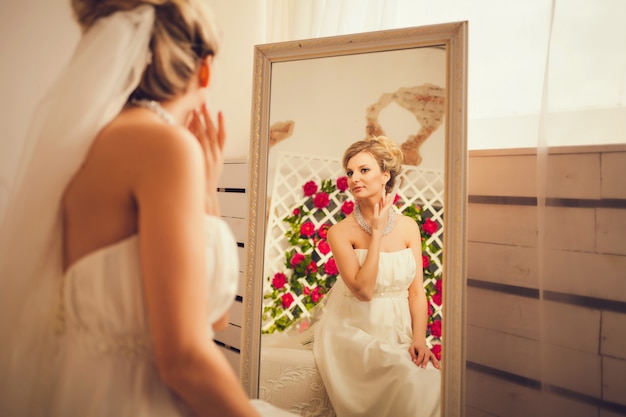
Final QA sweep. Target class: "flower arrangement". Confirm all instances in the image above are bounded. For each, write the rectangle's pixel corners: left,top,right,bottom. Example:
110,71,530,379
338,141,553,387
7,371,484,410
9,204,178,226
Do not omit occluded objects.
262,176,443,358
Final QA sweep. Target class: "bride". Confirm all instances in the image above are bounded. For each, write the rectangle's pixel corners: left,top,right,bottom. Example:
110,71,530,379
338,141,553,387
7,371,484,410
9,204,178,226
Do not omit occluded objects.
0,1,295,416
313,136,441,417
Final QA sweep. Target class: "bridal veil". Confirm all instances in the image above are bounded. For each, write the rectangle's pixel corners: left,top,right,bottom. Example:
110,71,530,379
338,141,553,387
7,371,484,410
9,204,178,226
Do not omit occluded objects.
0,6,154,415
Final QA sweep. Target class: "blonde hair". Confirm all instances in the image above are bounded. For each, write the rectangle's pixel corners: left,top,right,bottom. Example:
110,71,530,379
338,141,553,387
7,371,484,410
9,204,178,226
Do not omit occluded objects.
71,0,221,102
342,136,404,193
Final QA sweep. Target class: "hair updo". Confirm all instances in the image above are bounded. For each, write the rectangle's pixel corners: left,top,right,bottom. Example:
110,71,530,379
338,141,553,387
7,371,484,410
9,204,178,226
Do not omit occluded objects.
342,136,404,193
71,0,221,102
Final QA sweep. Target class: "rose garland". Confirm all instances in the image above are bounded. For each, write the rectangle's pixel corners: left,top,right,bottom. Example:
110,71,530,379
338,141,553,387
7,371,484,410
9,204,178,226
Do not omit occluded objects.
263,176,443,359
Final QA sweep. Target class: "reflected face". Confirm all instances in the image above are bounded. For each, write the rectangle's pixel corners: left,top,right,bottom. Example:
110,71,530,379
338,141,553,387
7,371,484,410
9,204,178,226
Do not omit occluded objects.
345,151,389,200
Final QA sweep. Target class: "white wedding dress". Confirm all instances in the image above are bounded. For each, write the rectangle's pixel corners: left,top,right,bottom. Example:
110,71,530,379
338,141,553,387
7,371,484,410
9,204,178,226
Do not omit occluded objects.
313,248,441,417
49,216,296,417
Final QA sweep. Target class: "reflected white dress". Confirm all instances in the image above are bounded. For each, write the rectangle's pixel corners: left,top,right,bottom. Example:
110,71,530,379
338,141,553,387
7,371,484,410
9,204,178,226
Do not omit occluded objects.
50,216,296,417
313,248,441,417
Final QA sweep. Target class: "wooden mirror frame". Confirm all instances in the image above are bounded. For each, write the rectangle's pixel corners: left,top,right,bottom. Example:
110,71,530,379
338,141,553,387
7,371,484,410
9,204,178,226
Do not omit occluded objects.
242,21,468,417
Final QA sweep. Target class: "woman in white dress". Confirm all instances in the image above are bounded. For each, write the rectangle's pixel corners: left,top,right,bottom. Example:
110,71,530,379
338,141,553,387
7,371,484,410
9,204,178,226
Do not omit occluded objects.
0,1,295,416
313,137,441,417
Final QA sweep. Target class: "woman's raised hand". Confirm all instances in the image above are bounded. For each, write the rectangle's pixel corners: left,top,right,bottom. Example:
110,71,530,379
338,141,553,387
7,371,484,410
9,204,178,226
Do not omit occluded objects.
187,102,226,214
372,182,400,233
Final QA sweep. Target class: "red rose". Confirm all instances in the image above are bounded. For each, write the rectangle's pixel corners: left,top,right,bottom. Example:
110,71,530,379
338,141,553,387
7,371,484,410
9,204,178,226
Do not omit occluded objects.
318,240,331,255
272,272,287,290
290,253,305,268
341,200,354,215
429,320,442,337
303,286,311,295
306,261,317,274
422,219,439,235
432,292,442,306
324,258,338,275
313,192,330,209
435,279,442,294
393,194,400,204
292,208,301,216
303,181,318,197
422,254,430,269
431,344,442,361
311,286,324,303
336,176,349,192
318,224,330,239
281,293,295,309
300,221,315,237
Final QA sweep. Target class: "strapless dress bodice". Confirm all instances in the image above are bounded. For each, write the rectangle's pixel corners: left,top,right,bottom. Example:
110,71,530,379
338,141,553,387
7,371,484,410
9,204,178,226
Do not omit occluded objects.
61,216,239,357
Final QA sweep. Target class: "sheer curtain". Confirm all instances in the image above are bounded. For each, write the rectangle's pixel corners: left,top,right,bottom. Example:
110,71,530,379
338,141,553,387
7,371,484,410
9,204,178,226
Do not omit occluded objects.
263,1,626,415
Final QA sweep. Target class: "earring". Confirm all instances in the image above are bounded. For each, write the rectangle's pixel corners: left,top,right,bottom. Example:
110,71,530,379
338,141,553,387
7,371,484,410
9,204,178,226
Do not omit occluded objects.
199,62,209,87
382,186,386,201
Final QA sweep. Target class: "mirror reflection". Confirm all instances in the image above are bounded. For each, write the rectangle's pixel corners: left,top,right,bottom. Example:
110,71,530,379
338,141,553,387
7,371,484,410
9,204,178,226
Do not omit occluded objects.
243,22,468,417
259,46,446,416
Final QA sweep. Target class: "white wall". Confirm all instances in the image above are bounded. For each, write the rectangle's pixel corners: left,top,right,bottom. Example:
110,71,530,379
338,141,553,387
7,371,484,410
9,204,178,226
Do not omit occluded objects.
0,0,263,213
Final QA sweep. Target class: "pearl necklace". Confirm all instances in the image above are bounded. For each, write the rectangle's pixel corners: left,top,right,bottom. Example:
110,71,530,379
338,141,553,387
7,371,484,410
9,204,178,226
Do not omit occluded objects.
354,203,395,236
130,99,175,125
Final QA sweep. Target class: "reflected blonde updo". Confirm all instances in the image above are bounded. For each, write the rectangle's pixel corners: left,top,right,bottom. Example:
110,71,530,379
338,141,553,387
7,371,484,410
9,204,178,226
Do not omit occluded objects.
342,136,404,193
71,0,221,102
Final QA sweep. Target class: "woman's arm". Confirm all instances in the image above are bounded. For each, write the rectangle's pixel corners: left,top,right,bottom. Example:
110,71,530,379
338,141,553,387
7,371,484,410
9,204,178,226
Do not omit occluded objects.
133,122,258,417
328,192,398,301
406,218,441,369
327,220,380,301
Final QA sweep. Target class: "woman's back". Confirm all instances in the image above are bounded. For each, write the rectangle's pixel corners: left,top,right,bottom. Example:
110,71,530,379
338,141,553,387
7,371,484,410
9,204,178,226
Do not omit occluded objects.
62,107,189,271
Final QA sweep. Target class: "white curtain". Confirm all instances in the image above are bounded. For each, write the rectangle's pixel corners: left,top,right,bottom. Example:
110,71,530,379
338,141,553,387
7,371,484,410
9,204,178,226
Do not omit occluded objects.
265,0,399,41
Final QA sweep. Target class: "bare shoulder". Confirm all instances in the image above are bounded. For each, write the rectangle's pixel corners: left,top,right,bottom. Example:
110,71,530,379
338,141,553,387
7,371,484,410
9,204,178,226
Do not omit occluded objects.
328,214,353,236
397,212,419,231
93,110,203,184
103,112,199,164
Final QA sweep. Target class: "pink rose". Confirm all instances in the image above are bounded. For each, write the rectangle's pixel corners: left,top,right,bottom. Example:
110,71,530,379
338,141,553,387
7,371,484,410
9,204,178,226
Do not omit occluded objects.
303,286,311,295
318,224,330,239
393,194,400,204
422,219,439,235
341,200,354,215
431,344,442,361
292,207,301,216
432,292,442,306
336,176,349,192
281,293,294,309
311,286,324,303
422,254,430,269
306,261,317,274
324,258,338,275
300,221,315,237
272,272,287,290
429,320,442,338
318,240,331,255
435,279,442,294
303,181,318,197
290,253,305,268
313,192,330,209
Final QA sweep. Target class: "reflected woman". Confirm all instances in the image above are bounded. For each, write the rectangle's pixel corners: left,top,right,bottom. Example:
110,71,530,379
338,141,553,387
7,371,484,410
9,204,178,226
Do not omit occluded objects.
313,136,441,417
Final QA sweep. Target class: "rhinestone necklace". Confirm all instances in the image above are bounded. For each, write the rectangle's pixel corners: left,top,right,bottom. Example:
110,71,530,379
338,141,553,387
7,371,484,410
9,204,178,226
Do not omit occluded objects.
354,203,395,236
130,99,175,125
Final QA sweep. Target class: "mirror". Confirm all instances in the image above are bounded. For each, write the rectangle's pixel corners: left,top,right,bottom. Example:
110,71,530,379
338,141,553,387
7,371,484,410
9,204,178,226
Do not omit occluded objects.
243,22,467,417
